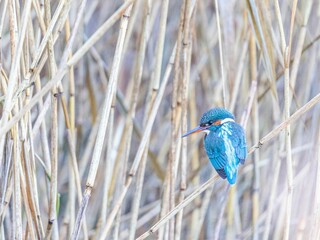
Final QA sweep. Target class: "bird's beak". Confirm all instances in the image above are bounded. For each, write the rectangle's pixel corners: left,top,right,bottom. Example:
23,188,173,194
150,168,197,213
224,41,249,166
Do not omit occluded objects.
182,126,204,138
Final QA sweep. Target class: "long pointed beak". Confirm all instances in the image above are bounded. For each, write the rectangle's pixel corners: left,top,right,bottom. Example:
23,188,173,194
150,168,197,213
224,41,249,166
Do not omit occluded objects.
182,126,204,138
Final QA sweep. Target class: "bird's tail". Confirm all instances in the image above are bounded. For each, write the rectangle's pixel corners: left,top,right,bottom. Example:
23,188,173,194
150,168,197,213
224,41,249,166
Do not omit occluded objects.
226,167,238,184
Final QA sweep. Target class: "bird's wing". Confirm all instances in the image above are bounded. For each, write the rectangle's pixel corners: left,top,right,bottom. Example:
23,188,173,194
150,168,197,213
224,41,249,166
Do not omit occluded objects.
229,122,247,164
204,134,228,179
204,123,247,184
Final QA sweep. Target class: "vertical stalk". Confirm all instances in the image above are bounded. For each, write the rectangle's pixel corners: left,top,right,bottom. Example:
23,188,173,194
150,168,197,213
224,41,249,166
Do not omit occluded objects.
188,81,200,240
273,0,298,238
250,31,260,240
13,127,22,240
99,105,114,228
214,0,226,107
64,16,76,238
44,0,58,238
112,97,124,240
127,0,152,239
176,0,192,238
45,92,58,239
145,0,170,238
168,0,184,238
283,47,293,240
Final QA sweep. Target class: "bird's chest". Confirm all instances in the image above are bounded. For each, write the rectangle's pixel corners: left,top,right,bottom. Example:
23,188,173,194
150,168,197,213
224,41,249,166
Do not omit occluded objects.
217,124,233,141
205,124,235,158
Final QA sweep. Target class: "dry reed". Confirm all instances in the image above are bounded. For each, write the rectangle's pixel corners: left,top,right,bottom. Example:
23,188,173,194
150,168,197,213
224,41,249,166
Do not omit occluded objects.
0,1,319,239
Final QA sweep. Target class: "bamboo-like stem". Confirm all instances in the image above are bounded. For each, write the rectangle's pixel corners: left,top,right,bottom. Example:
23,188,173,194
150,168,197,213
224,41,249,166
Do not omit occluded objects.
249,30,259,240
20,117,42,238
0,0,9,37
64,16,76,238
143,1,170,239
166,0,185,239
19,163,36,238
176,0,192,238
98,106,114,230
252,91,260,240
283,50,293,240
33,77,52,172
0,139,12,222
44,0,59,237
13,127,22,240
273,1,296,237
127,1,151,239
214,0,226,108
44,93,58,239
27,114,45,238
7,1,22,239
171,16,183,240
188,81,200,240
112,99,125,240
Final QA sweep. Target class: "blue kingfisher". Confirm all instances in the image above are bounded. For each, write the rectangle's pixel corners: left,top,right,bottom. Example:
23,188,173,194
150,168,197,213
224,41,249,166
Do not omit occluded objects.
182,108,247,184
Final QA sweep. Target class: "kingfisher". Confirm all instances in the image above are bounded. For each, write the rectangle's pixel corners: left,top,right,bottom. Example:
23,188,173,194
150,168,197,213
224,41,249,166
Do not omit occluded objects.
182,108,247,184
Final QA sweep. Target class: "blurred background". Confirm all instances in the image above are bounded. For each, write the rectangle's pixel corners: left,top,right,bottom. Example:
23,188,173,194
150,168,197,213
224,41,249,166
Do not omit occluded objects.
0,0,319,239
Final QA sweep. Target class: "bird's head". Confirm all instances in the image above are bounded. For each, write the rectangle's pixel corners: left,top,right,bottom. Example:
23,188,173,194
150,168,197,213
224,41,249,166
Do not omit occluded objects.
182,107,235,137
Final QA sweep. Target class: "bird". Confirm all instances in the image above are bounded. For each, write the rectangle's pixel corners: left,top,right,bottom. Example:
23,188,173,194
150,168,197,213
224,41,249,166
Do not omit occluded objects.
182,107,247,184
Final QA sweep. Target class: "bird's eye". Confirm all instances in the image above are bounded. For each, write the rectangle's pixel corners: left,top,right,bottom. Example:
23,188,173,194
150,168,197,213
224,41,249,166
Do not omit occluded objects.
208,120,214,125
203,123,210,127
